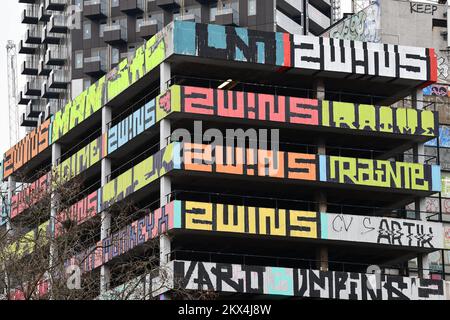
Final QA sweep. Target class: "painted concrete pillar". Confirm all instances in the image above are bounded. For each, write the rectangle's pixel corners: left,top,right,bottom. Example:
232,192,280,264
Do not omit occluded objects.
159,62,172,300
6,176,15,232
100,106,112,295
49,142,61,285
314,79,325,101
417,253,430,279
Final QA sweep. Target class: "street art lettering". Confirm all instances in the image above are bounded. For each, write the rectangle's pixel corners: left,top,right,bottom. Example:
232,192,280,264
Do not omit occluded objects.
171,260,446,300
174,21,436,83
323,213,443,248
410,2,438,15
66,202,175,273
55,135,105,183
327,0,381,42
178,201,443,248
101,144,176,211
182,201,319,238
181,143,317,181
323,155,440,192
423,84,450,97
51,30,168,143
10,173,50,220
3,118,51,179
179,85,437,136
55,190,100,237
8,221,50,258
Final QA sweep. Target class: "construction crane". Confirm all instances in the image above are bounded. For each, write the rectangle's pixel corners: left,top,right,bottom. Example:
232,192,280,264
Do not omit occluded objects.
6,41,20,148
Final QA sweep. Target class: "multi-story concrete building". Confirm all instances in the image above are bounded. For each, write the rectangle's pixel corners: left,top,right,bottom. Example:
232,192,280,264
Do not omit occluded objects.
323,0,450,283
18,0,332,128
3,0,450,300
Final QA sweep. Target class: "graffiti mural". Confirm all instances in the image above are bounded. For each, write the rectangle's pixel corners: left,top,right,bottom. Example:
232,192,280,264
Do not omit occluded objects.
323,213,443,248
323,155,441,192
174,21,437,83
51,28,170,144
10,172,50,220
177,201,444,248
171,260,446,300
326,0,381,42
101,144,176,211
3,118,51,180
178,85,438,136
181,143,317,181
66,202,175,273
54,190,100,237
55,135,105,183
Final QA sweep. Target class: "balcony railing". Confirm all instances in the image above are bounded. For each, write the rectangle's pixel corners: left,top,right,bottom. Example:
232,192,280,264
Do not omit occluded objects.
38,4,51,22
137,19,160,40
84,0,108,20
156,0,180,10
45,46,67,66
48,14,68,33
41,26,62,45
22,57,39,75
45,0,66,11
48,69,69,89
120,0,144,14
21,6,39,24
25,26,41,44
215,7,239,26
174,13,200,23
84,55,107,77
104,24,128,45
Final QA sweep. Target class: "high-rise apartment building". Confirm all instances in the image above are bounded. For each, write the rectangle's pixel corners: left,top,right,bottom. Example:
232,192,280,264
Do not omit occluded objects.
18,0,332,128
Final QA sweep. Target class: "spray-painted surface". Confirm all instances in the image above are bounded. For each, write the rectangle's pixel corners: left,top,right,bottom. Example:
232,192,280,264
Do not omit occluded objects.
178,201,444,249
325,0,381,42
425,126,450,148
169,260,447,300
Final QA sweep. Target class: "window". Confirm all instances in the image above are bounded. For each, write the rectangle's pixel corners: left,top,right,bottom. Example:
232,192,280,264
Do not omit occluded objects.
112,48,120,65
112,0,119,7
83,21,91,40
75,51,83,69
74,0,82,9
248,0,256,16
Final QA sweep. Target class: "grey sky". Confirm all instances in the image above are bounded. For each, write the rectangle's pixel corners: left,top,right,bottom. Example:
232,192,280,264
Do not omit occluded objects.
0,0,355,156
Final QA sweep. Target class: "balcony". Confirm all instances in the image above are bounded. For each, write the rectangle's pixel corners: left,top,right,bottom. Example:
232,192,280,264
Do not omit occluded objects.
21,114,38,128
156,0,180,10
215,8,239,26
196,0,216,4
41,26,62,45
25,27,41,45
26,100,43,118
103,24,128,45
84,56,107,77
137,19,159,40
120,0,144,14
174,13,200,23
19,40,37,54
41,81,61,99
21,58,38,75
17,91,31,105
22,7,39,24
45,0,66,12
24,80,41,97
38,59,52,76
45,46,67,66
38,4,51,22
48,69,69,89
48,14,68,34
19,0,38,3
84,0,108,20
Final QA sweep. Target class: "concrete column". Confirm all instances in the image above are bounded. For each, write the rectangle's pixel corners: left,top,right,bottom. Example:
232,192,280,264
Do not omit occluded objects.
49,143,61,281
417,253,430,279
159,62,172,300
315,138,328,271
100,106,112,295
6,176,15,232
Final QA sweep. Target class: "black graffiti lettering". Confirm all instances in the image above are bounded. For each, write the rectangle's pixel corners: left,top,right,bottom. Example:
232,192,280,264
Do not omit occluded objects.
332,214,353,232
410,2,438,15
242,265,265,294
334,271,348,299
418,278,444,298
195,262,215,291
308,270,330,298
384,276,409,300
212,263,244,292
377,219,392,244
361,274,382,300
294,268,308,297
